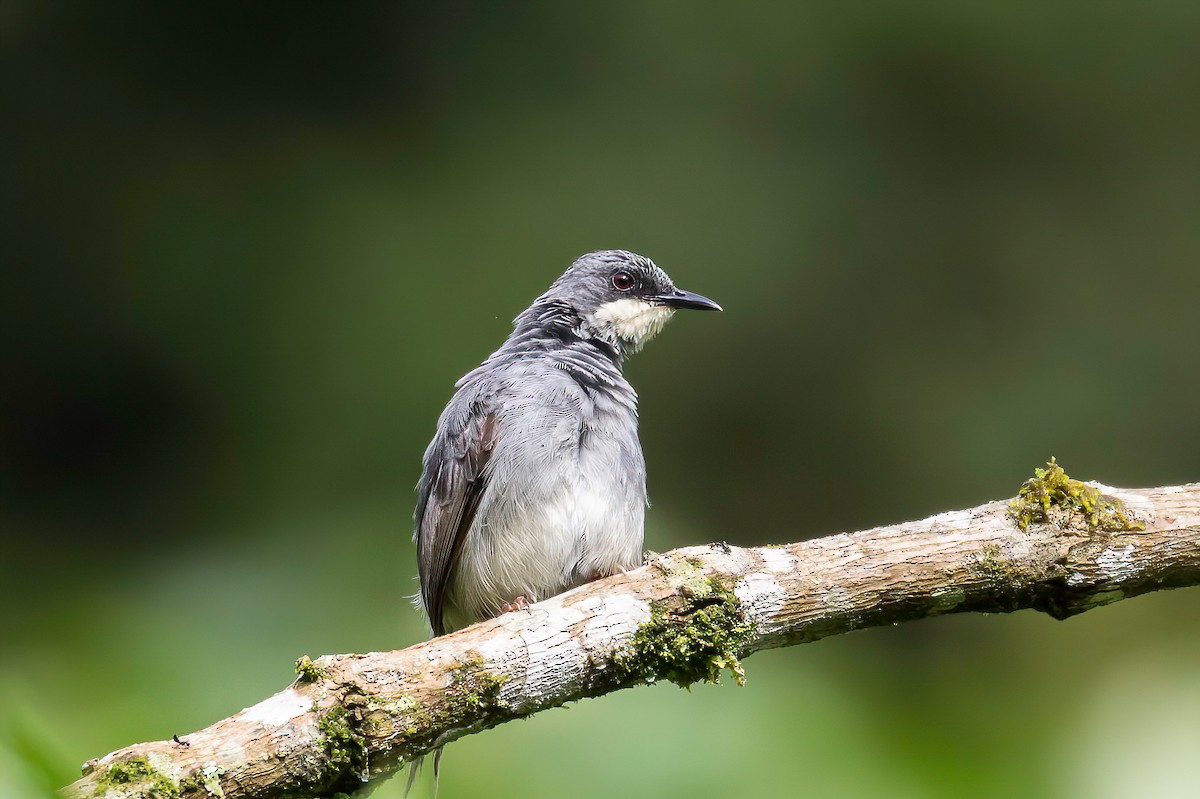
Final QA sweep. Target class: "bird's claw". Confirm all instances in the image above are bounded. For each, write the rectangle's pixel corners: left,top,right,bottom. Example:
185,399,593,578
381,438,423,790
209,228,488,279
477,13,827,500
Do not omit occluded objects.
500,595,533,614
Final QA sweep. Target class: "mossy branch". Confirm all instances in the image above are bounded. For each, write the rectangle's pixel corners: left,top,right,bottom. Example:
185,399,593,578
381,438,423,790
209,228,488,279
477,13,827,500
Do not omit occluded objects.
64,466,1200,799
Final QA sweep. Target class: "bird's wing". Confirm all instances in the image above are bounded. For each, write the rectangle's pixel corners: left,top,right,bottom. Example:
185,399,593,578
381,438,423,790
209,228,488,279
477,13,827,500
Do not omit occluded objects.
414,396,501,636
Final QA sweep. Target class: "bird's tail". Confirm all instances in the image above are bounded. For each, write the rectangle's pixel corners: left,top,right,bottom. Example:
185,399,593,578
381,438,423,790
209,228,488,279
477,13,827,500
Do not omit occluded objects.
403,747,444,798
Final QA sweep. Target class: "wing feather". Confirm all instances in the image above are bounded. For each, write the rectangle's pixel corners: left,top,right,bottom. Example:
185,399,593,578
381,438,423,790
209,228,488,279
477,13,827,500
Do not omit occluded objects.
414,401,500,635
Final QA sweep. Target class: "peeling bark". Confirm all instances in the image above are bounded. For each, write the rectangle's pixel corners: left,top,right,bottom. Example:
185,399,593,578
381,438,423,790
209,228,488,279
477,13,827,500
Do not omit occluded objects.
64,480,1200,799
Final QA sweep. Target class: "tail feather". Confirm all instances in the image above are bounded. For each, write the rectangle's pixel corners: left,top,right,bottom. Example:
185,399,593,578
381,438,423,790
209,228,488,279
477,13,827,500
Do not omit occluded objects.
403,755,422,798
403,748,444,798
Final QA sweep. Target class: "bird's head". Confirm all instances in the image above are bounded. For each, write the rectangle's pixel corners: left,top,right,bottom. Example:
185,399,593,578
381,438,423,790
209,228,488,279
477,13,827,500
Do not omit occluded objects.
543,250,721,353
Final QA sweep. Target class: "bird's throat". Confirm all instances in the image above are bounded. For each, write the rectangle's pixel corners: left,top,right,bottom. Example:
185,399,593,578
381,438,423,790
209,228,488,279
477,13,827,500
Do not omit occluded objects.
587,299,675,352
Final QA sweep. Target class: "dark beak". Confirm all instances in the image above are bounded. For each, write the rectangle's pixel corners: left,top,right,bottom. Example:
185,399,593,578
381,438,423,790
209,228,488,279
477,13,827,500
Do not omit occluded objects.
657,288,723,312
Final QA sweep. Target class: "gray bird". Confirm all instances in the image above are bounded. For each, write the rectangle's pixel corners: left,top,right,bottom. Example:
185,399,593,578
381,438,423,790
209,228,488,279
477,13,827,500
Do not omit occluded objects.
414,250,721,636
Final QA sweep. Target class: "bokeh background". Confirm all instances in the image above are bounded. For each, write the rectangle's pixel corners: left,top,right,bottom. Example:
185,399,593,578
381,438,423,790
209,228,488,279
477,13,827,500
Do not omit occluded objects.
4,2,1200,797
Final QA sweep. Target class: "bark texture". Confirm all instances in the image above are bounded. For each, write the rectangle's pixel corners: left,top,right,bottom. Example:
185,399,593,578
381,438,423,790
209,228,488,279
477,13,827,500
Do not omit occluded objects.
65,478,1200,799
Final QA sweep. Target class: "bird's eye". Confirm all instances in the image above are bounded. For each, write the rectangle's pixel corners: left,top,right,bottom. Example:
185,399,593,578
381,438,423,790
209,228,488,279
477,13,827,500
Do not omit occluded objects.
611,270,635,291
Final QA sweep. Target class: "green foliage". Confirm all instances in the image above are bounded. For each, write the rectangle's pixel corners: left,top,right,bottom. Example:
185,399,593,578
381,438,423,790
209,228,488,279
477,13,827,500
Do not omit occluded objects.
1,712,74,799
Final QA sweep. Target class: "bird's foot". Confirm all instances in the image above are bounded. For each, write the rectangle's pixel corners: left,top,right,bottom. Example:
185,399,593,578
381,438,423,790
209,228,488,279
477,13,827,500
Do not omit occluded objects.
499,595,533,614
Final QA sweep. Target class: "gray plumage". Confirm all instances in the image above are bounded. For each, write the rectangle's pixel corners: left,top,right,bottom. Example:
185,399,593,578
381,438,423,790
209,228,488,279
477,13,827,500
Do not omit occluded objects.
413,250,720,636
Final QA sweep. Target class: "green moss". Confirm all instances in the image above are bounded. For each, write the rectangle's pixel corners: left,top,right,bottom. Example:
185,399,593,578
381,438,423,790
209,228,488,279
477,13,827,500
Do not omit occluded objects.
295,655,330,682
1008,458,1145,533
445,655,509,714
616,574,751,689
94,756,179,799
386,654,508,746
316,706,368,783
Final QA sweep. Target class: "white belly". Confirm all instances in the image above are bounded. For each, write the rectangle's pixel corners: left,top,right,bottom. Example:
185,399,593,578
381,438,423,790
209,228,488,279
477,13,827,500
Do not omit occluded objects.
445,467,644,631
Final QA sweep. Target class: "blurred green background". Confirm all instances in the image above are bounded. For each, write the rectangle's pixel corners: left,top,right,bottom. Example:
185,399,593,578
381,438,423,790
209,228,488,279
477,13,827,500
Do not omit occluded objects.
4,2,1200,797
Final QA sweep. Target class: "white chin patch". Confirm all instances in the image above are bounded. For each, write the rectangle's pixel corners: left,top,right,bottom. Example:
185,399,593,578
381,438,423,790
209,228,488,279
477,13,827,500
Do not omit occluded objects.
590,299,675,351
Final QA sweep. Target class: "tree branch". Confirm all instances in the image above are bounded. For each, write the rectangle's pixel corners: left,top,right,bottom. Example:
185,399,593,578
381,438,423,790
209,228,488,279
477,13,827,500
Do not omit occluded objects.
66,473,1200,799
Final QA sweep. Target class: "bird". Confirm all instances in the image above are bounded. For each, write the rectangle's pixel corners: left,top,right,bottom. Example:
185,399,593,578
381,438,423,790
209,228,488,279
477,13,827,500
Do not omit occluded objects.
413,250,721,637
